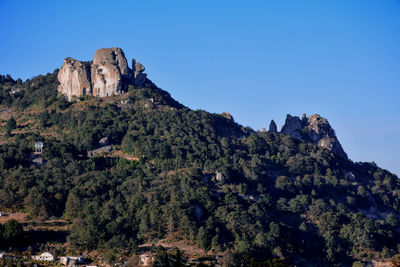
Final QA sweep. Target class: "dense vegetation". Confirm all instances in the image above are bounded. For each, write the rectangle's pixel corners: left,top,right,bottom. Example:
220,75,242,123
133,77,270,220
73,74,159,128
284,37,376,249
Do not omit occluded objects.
0,73,399,266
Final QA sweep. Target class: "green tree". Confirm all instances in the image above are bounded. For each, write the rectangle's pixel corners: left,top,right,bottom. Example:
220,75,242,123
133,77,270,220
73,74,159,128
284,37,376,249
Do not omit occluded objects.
5,117,17,136
3,220,24,245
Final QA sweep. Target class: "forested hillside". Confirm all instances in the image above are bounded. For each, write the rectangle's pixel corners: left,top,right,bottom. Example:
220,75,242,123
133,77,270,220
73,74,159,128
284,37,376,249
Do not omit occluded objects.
0,72,399,266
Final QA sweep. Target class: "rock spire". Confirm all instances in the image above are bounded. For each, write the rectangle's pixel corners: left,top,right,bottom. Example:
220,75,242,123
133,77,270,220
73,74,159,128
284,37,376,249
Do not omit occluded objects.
268,120,278,133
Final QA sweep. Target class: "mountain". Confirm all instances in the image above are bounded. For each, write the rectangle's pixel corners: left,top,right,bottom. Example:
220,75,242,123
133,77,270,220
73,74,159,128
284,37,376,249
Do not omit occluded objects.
0,48,399,266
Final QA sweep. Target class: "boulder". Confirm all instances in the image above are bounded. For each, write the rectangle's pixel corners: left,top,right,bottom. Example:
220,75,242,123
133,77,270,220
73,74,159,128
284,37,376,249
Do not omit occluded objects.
57,57,92,100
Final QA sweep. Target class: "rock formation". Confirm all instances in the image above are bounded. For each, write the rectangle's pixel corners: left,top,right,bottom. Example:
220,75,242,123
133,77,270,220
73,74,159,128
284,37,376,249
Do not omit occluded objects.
280,113,347,158
57,58,92,100
91,48,129,97
281,114,303,139
221,112,234,122
269,120,277,132
132,59,147,87
58,47,147,100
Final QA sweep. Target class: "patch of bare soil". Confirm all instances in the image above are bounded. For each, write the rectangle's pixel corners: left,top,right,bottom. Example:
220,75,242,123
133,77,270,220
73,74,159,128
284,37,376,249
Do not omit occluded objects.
370,260,393,267
0,212,29,223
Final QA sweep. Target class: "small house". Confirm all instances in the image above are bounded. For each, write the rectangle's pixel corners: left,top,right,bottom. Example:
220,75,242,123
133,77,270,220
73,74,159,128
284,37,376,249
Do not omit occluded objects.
34,141,44,154
0,212,5,216
32,252,55,261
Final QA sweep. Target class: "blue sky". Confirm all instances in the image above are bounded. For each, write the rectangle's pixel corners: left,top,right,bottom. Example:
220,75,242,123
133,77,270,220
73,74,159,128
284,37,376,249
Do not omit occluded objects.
0,0,399,175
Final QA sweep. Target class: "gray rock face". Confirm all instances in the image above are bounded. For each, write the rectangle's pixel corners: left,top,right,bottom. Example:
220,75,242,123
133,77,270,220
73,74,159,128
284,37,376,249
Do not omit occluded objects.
91,47,129,97
280,113,347,158
269,120,278,132
57,47,148,99
132,59,147,87
305,114,347,158
57,58,92,100
281,114,303,139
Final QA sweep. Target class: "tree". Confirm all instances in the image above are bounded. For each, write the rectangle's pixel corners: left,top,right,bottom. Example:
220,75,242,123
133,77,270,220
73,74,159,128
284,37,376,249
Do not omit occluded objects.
275,176,294,192
222,249,237,267
196,227,210,250
386,213,397,227
3,220,24,245
5,117,16,136
65,191,82,219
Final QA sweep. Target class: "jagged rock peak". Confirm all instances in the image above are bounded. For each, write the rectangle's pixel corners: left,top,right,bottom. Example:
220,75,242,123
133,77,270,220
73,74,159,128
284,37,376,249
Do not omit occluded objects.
280,113,347,158
58,47,147,100
281,114,302,139
268,120,277,133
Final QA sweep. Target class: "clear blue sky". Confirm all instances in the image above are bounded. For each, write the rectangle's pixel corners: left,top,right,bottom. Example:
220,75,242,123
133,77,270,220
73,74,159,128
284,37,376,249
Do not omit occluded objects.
0,0,399,175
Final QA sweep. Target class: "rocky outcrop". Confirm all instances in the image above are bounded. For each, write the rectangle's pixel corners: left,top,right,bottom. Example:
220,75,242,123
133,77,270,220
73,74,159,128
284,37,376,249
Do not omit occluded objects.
221,112,234,122
269,120,277,133
58,47,147,100
132,59,147,86
91,48,129,97
280,113,347,158
281,114,303,139
57,58,92,100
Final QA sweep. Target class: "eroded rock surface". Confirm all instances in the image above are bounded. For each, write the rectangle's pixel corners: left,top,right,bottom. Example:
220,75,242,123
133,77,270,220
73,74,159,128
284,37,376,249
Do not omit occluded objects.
281,114,303,139
91,47,129,97
132,59,147,87
57,58,92,100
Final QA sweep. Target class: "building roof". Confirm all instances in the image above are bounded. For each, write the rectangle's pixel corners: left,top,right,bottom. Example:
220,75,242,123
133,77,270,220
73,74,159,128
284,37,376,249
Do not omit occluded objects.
35,141,44,148
40,252,54,257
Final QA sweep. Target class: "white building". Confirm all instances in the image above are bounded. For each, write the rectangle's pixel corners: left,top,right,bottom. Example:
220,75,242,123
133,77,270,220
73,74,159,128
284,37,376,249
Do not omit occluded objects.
31,252,55,261
34,141,44,154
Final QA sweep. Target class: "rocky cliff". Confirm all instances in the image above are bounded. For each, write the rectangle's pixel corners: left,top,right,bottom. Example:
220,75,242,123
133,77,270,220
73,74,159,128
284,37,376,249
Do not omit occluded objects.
280,113,347,158
58,47,147,99
91,48,130,97
57,58,92,100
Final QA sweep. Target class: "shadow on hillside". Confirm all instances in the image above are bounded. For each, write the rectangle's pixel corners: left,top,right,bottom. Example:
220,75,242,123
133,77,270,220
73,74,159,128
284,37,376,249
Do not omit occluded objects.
26,229,68,247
